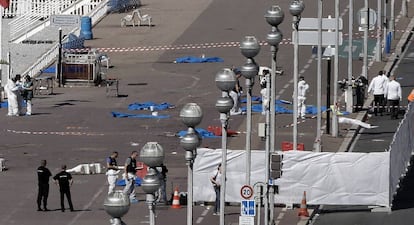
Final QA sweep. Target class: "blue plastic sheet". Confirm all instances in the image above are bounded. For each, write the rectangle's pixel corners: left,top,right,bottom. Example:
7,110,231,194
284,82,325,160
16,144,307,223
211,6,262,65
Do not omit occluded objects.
111,111,170,119
0,101,26,108
177,128,219,138
116,177,142,186
241,104,333,115
42,66,56,73
128,102,174,111
175,56,224,63
241,104,293,114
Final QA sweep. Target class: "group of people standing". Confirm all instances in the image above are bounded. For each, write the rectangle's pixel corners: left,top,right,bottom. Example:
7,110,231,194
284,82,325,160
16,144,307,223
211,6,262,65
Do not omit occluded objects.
105,151,139,203
37,160,74,212
368,70,402,119
36,150,170,213
105,151,168,204
4,74,34,116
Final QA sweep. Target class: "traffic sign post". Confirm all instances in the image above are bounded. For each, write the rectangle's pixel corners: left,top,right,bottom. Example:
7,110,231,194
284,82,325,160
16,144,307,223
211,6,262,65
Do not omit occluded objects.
50,14,80,87
299,18,343,30
357,8,377,31
240,185,254,200
240,185,255,223
239,215,254,225
241,200,256,216
293,30,343,46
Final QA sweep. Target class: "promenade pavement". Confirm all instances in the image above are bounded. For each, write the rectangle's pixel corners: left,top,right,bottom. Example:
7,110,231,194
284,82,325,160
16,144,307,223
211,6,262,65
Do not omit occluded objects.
1,1,414,225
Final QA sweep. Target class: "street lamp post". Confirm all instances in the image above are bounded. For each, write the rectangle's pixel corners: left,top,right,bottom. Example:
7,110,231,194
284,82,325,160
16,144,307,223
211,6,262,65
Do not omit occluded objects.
215,68,236,225
240,36,260,187
140,142,165,225
347,0,354,113
104,191,130,225
180,103,203,225
316,0,323,152
264,6,284,225
289,0,305,152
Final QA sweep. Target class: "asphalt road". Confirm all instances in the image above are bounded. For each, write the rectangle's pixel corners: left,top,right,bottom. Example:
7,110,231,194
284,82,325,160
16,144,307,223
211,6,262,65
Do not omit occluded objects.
0,0,411,225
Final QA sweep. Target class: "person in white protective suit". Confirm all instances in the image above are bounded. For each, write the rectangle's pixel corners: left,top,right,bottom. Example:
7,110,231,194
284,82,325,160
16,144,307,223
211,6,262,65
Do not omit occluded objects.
297,76,309,119
259,69,270,115
229,68,243,116
4,76,22,116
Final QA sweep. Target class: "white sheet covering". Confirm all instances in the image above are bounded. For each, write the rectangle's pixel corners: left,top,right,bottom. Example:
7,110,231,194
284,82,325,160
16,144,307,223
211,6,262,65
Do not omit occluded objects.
193,148,390,207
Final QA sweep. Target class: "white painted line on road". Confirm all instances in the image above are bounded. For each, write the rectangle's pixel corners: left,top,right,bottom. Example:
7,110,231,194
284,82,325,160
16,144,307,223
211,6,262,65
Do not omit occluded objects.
7,129,105,136
372,139,385,142
196,217,204,224
67,181,106,225
195,208,209,224
201,208,209,216
274,208,287,225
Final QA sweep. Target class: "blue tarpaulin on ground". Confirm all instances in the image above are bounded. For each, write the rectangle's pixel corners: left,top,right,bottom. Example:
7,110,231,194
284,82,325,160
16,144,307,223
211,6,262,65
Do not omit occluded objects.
128,102,174,111
177,128,219,138
175,56,224,63
241,104,330,115
111,111,170,119
42,66,56,73
0,101,26,108
116,177,142,186
241,104,293,114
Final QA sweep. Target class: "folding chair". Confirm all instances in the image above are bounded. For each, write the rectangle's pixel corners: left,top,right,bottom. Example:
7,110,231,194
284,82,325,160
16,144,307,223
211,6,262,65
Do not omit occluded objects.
135,9,152,27
121,10,138,27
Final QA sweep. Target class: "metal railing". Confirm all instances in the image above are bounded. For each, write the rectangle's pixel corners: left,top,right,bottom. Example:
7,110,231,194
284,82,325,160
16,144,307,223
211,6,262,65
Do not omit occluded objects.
3,0,74,17
8,0,105,42
22,0,110,78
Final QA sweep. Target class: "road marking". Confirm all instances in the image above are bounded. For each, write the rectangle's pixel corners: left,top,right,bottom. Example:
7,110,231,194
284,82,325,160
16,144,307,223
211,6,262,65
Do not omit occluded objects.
67,182,106,225
201,208,209,216
196,217,204,224
372,139,385,142
7,129,105,136
196,208,209,224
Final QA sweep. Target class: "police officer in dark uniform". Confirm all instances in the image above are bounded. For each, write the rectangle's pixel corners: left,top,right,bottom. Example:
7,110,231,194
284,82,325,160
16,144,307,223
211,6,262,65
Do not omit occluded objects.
123,151,138,202
53,165,74,212
37,160,52,211
106,151,119,194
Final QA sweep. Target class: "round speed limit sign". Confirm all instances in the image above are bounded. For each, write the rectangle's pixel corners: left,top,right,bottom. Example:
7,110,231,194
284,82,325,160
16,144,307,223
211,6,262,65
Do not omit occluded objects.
240,185,254,200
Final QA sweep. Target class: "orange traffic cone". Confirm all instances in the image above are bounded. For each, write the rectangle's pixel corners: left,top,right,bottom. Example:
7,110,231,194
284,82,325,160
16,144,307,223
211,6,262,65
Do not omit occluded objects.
298,191,309,217
171,187,181,209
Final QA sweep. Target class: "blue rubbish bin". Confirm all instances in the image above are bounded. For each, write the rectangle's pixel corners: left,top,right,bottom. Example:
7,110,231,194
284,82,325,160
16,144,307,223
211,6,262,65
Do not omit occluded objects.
80,16,93,40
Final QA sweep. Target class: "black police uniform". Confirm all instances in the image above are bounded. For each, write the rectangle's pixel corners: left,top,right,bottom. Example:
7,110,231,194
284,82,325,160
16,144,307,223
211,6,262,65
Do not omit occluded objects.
53,171,74,212
37,166,52,211
126,157,137,174
107,156,118,170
